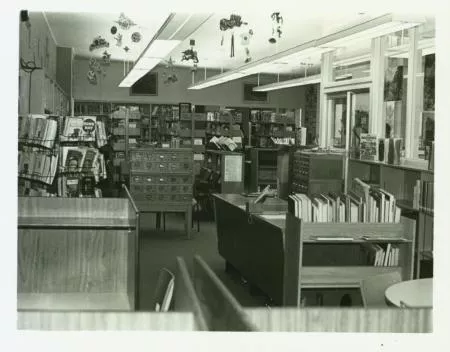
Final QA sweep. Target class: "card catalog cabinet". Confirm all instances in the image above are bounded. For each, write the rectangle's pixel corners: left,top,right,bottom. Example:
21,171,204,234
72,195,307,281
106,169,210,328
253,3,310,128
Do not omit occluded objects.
129,148,193,203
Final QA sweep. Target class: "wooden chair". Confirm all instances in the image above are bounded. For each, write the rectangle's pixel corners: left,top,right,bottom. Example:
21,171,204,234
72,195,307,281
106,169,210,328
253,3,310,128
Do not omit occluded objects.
360,271,402,308
152,268,175,312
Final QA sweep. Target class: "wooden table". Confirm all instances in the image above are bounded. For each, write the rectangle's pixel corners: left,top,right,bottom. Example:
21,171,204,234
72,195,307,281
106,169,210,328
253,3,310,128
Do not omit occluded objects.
385,278,433,308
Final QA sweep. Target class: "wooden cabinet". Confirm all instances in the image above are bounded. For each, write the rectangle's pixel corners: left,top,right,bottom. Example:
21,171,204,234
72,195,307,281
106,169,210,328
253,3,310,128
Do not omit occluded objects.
292,151,344,195
204,150,244,194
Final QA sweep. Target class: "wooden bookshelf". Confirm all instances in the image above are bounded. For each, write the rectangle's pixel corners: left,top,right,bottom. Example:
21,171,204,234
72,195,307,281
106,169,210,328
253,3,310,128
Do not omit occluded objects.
348,158,434,278
283,212,415,306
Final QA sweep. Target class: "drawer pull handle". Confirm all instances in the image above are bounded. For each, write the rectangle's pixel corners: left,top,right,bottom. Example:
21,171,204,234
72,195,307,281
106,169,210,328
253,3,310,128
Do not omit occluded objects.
160,164,164,168
159,155,164,159
160,178,164,182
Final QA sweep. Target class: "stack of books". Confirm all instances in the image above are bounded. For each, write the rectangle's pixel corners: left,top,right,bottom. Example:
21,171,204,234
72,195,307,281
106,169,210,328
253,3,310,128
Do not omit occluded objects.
207,136,239,151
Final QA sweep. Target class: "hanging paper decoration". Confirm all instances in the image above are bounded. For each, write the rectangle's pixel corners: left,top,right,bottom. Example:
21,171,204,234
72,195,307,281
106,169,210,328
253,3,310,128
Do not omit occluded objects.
87,70,97,85
219,14,247,58
163,57,178,84
114,33,123,47
123,46,130,53
115,13,136,30
131,32,142,43
89,36,109,51
102,51,111,65
240,29,254,63
89,58,102,73
181,40,199,64
111,26,117,35
269,12,283,44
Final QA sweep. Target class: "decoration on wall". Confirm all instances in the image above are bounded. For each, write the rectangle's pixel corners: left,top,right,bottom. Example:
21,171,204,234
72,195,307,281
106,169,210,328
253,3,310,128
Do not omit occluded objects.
89,36,110,51
111,26,118,35
115,13,136,30
131,32,142,43
114,33,123,47
102,51,111,65
87,70,97,85
219,14,247,58
269,12,283,44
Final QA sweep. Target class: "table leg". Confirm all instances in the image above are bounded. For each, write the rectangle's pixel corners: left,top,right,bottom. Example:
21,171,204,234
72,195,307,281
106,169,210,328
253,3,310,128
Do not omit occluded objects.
185,207,192,239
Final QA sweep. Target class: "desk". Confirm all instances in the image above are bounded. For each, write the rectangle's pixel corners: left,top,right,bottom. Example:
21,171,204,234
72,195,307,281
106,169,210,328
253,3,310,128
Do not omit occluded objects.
385,278,433,308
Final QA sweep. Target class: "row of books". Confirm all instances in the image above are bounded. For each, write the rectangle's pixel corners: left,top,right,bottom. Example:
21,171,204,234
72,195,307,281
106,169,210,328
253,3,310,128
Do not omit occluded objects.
359,134,402,165
352,178,401,223
61,146,107,182
60,116,107,147
18,149,59,185
289,187,401,224
18,115,59,149
362,243,400,267
413,180,434,212
270,137,296,145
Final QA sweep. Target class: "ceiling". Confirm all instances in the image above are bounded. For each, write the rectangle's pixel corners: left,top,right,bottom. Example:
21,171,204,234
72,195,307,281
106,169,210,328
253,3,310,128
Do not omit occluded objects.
45,11,380,75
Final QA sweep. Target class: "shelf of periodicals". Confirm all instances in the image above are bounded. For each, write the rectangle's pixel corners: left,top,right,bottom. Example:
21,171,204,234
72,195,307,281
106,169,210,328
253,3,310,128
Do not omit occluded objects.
347,158,434,279
18,114,109,198
250,109,296,148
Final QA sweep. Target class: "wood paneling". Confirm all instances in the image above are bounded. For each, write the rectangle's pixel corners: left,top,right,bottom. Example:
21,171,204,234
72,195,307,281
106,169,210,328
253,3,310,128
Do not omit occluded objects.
18,229,129,294
245,307,432,332
18,311,196,330
18,293,131,311
18,197,132,220
174,257,208,330
193,256,256,331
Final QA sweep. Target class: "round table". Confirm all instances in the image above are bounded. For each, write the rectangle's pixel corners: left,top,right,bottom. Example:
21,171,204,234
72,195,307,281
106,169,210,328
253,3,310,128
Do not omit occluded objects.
385,278,433,308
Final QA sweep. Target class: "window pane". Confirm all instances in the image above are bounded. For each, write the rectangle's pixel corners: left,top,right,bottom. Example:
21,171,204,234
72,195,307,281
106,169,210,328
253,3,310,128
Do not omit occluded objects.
332,41,371,82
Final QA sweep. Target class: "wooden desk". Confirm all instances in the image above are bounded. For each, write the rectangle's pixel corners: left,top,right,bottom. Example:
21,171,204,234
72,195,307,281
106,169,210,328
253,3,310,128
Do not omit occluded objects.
385,278,433,308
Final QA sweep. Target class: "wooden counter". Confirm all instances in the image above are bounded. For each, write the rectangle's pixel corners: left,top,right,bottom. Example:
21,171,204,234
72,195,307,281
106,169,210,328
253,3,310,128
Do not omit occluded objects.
17,196,139,312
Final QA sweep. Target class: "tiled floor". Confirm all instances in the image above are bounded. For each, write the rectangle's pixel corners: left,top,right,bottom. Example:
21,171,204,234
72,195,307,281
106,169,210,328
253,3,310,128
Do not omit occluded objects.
138,213,266,310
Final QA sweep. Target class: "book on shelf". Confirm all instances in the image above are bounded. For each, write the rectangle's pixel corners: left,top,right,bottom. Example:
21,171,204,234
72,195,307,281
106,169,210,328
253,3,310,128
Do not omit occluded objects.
361,242,400,267
62,116,97,142
359,133,378,161
96,120,107,148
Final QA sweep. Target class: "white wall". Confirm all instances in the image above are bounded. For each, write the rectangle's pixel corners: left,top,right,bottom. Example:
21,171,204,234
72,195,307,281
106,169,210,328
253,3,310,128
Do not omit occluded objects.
73,58,307,109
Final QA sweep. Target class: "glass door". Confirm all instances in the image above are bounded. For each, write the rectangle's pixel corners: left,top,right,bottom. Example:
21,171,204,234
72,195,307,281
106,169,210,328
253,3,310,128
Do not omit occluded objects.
327,89,370,193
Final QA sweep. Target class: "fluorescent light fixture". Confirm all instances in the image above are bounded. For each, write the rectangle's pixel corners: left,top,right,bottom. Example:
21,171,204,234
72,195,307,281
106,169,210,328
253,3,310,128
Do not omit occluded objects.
252,74,321,92
119,13,212,88
189,13,424,90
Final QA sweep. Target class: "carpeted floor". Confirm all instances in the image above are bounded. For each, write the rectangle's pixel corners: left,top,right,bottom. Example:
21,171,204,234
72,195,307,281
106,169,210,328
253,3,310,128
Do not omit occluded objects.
138,212,267,310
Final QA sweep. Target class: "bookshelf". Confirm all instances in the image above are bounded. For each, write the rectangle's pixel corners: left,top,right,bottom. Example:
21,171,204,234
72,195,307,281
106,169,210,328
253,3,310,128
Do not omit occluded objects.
348,158,434,278
304,84,319,145
151,103,180,147
247,147,279,192
283,211,415,306
250,109,296,147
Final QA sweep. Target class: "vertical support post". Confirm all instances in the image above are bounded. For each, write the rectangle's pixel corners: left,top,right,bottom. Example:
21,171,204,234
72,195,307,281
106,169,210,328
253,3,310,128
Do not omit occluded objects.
405,27,420,159
370,36,387,138
319,51,333,147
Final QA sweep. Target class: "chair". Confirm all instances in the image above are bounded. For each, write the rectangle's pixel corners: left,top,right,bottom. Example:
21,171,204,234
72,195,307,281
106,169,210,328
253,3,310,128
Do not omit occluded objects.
152,268,175,312
360,271,402,308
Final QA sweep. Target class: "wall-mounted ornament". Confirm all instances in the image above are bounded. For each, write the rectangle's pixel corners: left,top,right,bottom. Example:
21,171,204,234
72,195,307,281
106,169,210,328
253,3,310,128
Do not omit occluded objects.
89,36,110,51
87,70,97,85
102,51,111,65
115,13,136,30
131,32,142,43
269,12,283,44
115,33,123,47
111,26,117,35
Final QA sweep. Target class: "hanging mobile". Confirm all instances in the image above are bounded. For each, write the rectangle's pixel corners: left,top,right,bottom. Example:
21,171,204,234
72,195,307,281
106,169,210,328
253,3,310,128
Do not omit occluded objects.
115,13,136,30
269,12,283,44
131,32,142,43
115,33,123,47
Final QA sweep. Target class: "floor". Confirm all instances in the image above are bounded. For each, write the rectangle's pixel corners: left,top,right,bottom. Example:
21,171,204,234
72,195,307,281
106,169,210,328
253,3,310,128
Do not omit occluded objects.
138,212,267,310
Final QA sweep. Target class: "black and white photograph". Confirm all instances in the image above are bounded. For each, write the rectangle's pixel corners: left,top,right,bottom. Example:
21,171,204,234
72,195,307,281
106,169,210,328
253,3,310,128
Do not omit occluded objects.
4,0,450,350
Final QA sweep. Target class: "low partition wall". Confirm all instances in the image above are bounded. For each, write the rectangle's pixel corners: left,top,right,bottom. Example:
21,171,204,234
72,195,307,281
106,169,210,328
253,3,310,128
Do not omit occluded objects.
245,307,432,332
17,196,139,314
